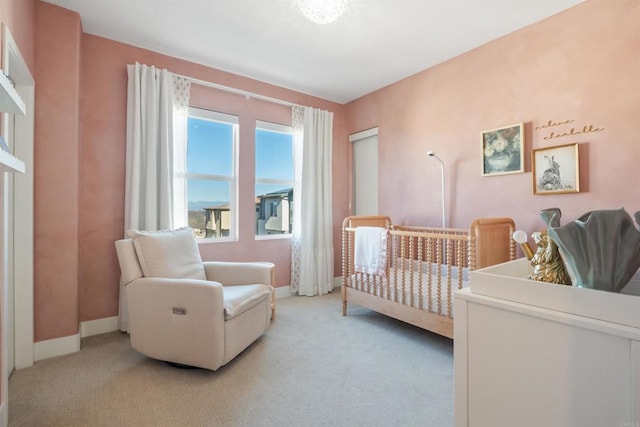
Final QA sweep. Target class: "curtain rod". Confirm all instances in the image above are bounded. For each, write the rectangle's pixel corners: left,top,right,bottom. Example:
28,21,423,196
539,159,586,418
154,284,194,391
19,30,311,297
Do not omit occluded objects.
176,73,304,109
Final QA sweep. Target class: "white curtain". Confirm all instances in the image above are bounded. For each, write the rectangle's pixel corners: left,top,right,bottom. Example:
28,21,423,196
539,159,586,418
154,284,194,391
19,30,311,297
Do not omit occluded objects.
290,106,334,296
120,62,191,330
171,73,192,228
124,62,191,232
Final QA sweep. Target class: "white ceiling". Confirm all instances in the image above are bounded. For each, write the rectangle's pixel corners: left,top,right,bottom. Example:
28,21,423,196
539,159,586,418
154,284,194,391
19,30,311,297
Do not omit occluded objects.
41,0,584,104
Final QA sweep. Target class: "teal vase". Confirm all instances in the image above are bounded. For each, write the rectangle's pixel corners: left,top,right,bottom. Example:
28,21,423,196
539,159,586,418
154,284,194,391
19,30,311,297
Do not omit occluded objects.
540,208,640,292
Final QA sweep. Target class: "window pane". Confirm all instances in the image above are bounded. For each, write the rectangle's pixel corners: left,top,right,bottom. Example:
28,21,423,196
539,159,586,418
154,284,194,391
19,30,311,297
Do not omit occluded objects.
187,179,231,239
255,183,291,196
255,129,293,181
188,117,233,176
255,126,294,237
255,185,293,236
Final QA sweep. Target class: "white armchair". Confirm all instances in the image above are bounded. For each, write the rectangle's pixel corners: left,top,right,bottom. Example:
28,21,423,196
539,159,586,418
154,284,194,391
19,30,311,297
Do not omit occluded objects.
115,227,275,371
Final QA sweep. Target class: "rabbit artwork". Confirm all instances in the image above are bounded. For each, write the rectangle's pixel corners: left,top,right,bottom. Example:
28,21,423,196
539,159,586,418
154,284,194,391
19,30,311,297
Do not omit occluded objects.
538,155,562,191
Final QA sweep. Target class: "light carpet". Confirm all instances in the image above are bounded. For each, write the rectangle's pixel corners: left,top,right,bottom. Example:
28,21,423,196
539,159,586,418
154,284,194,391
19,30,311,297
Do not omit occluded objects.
9,291,453,426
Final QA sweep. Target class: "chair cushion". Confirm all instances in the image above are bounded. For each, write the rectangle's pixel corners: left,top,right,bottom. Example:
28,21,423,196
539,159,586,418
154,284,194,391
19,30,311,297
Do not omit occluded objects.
223,284,272,320
126,227,206,280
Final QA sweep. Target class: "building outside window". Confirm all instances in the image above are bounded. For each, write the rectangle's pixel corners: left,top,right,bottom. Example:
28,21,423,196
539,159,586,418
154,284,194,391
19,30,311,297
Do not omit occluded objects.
255,121,295,237
179,107,238,240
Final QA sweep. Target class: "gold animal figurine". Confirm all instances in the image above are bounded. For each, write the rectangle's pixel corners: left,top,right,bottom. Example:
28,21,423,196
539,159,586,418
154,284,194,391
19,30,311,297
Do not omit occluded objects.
529,231,572,285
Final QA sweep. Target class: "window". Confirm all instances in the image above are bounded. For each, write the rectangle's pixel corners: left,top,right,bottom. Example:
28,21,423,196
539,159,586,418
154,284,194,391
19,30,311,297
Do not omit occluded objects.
255,121,295,237
178,107,238,240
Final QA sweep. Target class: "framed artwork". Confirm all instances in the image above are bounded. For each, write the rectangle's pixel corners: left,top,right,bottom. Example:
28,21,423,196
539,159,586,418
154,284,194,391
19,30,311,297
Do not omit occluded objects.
532,143,580,195
481,123,524,176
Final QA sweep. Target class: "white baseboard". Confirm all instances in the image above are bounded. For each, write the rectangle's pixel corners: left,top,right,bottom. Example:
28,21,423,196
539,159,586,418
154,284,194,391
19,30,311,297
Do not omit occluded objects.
34,333,80,362
80,316,119,338
275,286,295,299
33,316,120,362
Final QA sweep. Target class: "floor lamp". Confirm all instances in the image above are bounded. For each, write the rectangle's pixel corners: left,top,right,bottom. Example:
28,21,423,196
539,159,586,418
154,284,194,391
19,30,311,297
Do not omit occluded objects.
427,151,446,228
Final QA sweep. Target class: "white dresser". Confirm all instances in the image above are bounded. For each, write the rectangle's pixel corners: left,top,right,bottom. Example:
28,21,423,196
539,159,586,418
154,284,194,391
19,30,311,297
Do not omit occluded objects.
454,258,640,427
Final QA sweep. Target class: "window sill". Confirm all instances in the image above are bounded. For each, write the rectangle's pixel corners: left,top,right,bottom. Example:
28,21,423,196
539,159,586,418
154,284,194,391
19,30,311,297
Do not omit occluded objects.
255,234,291,241
196,237,238,244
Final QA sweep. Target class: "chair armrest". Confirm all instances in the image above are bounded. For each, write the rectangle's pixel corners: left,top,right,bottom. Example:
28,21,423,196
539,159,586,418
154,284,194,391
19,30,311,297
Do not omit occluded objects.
127,276,224,308
126,277,226,370
203,261,274,286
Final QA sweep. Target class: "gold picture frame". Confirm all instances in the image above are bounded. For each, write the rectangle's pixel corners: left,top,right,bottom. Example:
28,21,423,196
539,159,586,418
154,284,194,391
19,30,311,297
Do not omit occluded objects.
481,123,524,176
532,143,580,195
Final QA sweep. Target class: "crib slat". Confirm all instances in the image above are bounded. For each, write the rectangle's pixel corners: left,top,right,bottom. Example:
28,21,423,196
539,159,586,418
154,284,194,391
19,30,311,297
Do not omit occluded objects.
427,237,433,313
418,235,424,310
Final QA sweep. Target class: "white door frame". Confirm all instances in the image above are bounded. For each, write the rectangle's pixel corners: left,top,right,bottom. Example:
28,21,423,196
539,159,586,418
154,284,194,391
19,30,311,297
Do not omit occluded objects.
2,24,35,374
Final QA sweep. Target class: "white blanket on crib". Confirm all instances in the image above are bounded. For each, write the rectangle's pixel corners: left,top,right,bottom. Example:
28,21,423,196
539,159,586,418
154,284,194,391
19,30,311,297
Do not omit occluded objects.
354,226,387,276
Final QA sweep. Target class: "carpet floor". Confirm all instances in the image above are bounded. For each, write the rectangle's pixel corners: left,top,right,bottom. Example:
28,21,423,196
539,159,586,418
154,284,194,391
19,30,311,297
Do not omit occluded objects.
9,291,454,426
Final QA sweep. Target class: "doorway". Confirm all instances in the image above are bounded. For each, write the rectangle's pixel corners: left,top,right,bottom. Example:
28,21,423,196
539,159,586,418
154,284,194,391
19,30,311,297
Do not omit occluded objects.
2,24,35,375
350,127,379,216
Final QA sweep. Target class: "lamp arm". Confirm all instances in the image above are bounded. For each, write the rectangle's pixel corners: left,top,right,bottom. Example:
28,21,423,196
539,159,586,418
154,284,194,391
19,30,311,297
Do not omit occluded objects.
427,151,446,228
439,160,445,228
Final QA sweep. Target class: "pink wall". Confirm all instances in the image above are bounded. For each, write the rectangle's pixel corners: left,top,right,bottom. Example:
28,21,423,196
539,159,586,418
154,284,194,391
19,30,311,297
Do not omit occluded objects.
34,2,82,341
77,34,349,325
33,0,349,338
346,1,640,245
32,0,639,342
0,0,36,72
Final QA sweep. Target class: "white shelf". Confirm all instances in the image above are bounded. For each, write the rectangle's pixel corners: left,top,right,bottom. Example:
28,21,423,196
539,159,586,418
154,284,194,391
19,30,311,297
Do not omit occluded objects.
0,149,25,173
0,69,25,115
0,68,26,173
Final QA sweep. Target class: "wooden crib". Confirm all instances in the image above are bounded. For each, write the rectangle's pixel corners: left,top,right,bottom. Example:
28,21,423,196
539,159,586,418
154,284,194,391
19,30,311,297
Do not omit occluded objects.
341,215,516,338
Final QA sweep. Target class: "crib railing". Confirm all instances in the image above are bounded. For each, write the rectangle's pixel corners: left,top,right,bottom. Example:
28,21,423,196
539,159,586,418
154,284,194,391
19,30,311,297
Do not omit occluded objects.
342,223,470,318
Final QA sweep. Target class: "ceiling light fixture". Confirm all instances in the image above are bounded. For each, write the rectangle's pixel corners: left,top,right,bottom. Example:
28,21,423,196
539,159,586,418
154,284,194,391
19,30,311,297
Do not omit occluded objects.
298,0,349,24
